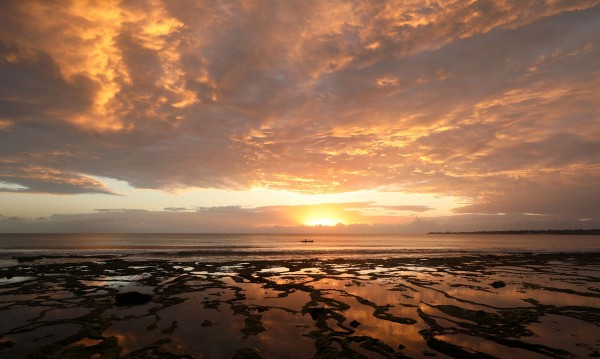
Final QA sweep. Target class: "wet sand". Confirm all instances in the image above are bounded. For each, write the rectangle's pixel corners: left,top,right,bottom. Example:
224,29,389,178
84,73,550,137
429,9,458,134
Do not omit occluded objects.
0,253,599,358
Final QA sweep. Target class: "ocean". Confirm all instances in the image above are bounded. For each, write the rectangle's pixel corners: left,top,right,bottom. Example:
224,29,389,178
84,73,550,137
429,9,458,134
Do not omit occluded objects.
1,233,599,265
2,233,600,358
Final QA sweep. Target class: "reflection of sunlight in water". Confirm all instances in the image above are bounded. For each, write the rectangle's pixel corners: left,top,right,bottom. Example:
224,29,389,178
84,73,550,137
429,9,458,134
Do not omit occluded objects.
0,276,36,285
160,301,244,358
80,274,154,294
172,265,194,271
258,266,289,273
437,333,548,359
4,254,599,358
325,290,428,356
525,314,600,357
294,261,600,357
104,286,318,359
0,323,80,358
104,316,162,354
259,308,315,358
287,267,327,275
68,338,103,347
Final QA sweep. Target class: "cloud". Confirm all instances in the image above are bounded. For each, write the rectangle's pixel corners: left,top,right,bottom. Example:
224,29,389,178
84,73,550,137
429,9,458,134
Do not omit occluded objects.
0,165,115,194
455,185,600,217
164,207,189,212
0,214,25,223
0,1,599,221
376,205,434,213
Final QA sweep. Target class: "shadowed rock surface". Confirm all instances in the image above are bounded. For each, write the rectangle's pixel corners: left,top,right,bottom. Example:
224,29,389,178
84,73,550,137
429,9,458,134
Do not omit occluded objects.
115,292,152,306
491,280,506,288
232,347,264,359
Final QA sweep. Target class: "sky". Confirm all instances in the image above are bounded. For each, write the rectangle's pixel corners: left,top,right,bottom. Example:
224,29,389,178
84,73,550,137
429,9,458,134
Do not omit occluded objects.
1,0,599,233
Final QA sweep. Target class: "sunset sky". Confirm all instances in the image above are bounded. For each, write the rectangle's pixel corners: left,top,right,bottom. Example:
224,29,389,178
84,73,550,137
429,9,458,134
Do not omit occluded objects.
1,0,599,233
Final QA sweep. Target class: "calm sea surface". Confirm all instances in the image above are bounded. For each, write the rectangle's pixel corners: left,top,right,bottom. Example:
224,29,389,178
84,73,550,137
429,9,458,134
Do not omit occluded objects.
1,233,599,264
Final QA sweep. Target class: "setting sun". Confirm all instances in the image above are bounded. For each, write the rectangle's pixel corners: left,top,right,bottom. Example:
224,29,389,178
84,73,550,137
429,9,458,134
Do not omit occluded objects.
304,217,342,227
293,204,353,227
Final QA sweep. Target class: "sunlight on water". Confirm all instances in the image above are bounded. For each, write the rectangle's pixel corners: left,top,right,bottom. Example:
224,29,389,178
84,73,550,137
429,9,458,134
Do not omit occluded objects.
0,234,599,358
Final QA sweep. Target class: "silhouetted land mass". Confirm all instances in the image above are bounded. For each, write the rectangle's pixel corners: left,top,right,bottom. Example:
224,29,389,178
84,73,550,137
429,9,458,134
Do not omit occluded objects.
428,229,600,235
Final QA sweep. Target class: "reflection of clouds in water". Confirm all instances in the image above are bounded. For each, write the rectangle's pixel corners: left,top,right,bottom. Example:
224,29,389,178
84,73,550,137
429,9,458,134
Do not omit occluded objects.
1,254,599,358
156,298,245,358
437,333,544,359
0,323,81,358
80,275,154,294
258,308,315,358
526,314,600,357
104,316,160,354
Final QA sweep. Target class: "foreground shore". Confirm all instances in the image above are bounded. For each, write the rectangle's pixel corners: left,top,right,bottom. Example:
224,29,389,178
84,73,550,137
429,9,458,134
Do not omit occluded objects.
1,252,599,358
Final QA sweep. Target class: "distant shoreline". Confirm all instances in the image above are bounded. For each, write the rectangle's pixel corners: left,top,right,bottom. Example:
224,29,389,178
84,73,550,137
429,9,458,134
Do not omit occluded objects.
428,229,600,235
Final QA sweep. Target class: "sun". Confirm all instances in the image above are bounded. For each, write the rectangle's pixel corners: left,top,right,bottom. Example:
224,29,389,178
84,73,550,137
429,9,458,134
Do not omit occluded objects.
304,217,341,227
291,204,352,227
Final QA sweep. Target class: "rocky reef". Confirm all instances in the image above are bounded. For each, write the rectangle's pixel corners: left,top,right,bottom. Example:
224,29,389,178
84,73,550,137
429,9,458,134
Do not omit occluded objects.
0,253,599,358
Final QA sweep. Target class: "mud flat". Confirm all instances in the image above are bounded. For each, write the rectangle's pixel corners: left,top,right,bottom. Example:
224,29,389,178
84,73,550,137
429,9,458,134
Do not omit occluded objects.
1,252,599,358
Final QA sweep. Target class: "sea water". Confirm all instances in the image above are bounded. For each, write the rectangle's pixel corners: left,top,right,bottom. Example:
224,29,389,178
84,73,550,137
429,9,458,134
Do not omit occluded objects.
0,233,598,265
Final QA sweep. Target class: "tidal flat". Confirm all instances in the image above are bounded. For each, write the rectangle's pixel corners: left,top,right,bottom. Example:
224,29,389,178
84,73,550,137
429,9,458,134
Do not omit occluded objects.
0,253,599,358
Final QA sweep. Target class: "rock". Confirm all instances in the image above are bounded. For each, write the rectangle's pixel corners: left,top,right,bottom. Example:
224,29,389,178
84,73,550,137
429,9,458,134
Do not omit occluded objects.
232,347,264,359
241,314,265,336
349,320,361,328
13,255,44,263
161,320,178,335
201,319,218,327
115,291,152,306
491,281,506,289
0,341,14,349
307,307,327,320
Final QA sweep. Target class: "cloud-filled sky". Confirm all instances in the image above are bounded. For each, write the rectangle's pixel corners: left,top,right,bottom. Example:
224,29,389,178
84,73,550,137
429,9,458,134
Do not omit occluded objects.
1,0,599,232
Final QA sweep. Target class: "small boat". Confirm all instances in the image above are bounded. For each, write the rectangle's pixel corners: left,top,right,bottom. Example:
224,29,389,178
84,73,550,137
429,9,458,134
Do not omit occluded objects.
301,239,314,243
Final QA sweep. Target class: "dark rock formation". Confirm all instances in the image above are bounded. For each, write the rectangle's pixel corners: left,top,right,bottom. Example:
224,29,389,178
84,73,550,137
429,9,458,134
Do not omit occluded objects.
115,291,152,306
308,307,327,320
232,347,264,359
491,281,506,288
201,319,218,327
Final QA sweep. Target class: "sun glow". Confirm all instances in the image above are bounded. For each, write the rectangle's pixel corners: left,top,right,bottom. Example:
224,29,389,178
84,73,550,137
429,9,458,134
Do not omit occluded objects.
304,217,342,227
298,205,350,227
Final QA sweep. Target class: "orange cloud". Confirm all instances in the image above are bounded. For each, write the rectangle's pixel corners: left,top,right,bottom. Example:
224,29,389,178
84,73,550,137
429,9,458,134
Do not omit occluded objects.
0,164,114,195
1,0,599,222
0,119,13,131
3,0,195,132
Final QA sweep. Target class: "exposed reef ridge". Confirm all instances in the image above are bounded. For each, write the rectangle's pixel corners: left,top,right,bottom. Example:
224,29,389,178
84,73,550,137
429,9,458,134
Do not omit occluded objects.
0,253,599,358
